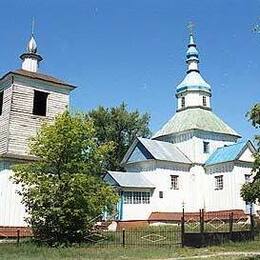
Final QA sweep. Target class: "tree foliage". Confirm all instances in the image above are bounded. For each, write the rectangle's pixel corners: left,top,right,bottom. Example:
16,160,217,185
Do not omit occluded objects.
12,111,118,245
241,103,260,203
87,103,151,170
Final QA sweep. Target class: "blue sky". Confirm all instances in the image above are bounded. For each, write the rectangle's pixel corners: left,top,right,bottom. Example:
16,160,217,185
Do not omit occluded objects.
0,0,259,139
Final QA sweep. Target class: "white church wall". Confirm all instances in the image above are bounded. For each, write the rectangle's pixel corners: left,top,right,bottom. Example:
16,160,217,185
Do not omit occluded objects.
204,163,254,212
234,164,260,213
121,189,153,220
174,135,234,164
123,161,202,220
124,160,156,172
174,137,196,162
146,168,186,213
177,92,211,110
193,136,234,164
0,169,27,226
184,165,207,211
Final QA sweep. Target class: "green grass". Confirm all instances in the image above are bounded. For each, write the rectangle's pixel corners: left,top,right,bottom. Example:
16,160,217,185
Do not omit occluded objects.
0,240,259,260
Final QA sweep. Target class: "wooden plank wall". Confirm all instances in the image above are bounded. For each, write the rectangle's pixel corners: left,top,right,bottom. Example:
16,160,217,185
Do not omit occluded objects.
7,81,69,156
0,79,12,155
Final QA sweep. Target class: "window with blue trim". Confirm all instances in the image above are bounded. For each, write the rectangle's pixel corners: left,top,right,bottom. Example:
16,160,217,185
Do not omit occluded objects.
123,191,150,204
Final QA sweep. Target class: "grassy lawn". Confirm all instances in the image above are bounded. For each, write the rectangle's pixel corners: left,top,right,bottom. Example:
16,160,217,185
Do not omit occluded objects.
0,240,259,260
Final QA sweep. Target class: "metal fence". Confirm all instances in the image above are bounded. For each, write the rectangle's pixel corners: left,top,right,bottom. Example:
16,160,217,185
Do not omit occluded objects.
1,209,259,248
181,209,255,247
0,227,32,244
84,227,181,247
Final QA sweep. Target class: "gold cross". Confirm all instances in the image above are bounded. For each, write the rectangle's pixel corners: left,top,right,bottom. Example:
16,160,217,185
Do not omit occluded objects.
187,21,195,34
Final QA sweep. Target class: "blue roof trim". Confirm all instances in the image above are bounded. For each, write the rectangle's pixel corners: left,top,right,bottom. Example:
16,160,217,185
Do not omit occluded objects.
205,141,248,166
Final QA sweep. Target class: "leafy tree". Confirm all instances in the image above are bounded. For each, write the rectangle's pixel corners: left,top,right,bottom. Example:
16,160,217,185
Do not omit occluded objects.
12,111,118,245
241,104,260,203
87,103,151,171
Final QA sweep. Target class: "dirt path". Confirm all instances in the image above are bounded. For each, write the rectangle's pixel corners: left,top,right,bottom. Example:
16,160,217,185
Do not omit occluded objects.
160,251,260,259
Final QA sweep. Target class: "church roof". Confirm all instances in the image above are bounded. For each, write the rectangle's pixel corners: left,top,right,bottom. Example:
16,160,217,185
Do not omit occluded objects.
152,108,241,139
137,137,192,163
121,137,192,165
176,71,211,93
104,171,155,189
0,69,76,89
205,140,255,166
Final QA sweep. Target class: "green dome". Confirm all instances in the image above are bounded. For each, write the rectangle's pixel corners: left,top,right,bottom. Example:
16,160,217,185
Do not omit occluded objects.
152,108,241,139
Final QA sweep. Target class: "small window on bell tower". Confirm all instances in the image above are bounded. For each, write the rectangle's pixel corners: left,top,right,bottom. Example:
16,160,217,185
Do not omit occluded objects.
33,90,49,116
181,97,185,108
0,91,3,116
202,96,207,106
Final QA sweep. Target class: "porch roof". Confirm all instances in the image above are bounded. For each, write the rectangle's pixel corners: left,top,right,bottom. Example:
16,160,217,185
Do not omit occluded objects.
103,171,155,189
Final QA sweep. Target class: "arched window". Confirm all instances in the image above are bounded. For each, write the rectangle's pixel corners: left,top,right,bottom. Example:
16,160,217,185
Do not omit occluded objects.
202,96,207,106
181,97,185,108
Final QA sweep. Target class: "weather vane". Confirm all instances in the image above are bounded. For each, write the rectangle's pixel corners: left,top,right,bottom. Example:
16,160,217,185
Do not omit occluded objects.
187,21,195,34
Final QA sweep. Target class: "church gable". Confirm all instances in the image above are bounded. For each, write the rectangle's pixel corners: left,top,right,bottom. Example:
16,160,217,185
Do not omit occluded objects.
238,146,255,163
122,139,154,165
127,144,153,163
205,140,256,166
121,137,192,166
103,173,119,186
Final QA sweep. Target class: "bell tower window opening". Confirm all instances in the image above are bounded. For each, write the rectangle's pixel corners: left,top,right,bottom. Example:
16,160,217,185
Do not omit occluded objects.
202,96,207,106
0,91,3,116
181,97,185,108
33,90,49,116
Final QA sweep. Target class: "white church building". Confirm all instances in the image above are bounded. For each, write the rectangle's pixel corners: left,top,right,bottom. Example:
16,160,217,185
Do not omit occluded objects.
0,28,258,231
103,32,259,225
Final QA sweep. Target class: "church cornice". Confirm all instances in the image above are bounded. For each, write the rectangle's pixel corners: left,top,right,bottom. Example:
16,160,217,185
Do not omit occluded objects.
0,70,76,90
176,106,212,112
176,87,212,96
